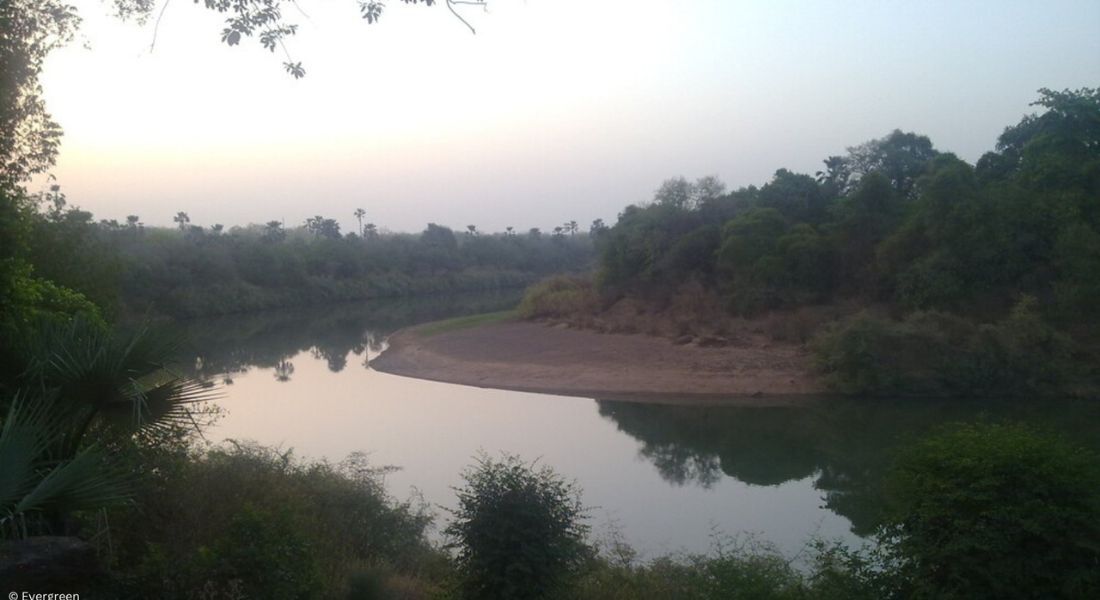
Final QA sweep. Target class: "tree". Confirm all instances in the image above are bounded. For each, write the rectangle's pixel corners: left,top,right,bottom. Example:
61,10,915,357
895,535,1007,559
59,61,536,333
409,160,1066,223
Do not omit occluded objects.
353,208,366,236
466,224,479,237
108,1,487,78
882,423,1100,599
173,211,190,231
840,130,939,196
262,220,286,242
445,453,590,600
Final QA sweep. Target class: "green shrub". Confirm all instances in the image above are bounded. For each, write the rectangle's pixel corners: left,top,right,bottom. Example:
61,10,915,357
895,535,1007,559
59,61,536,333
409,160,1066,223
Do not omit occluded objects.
812,298,1080,396
517,275,599,320
881,423,1100,599
574,537,887,600
445,453,591,600
108,444,441,599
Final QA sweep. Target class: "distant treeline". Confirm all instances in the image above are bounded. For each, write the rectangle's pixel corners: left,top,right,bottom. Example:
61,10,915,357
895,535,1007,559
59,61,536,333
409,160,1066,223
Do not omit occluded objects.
562,87,1099,396
24,206,596,318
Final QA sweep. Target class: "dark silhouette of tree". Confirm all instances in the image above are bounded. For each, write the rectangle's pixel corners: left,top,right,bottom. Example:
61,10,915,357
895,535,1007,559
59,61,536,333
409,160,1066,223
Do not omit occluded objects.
565,220,578,236
505,226,514,237
354,208,366,236
262,220,286,242
364,223,378,239
466,224,479,237
173,211,190,231
126,215,140,229
306,215,341,239
528,227,541,239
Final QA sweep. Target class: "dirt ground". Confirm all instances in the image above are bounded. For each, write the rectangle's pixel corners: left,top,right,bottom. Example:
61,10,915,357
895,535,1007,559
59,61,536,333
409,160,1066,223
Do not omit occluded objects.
370,320,823,403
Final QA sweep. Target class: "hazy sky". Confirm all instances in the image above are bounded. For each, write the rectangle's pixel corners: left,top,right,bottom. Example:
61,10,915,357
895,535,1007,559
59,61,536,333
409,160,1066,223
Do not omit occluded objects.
38,0,1100,233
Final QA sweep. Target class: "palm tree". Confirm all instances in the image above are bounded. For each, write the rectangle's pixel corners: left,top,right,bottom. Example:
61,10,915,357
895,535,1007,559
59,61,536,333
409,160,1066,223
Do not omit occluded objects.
1,318,218,537
466,224,478,237
505,226,514,237
173,211,190,231
354,208,366,236
566,220,578,236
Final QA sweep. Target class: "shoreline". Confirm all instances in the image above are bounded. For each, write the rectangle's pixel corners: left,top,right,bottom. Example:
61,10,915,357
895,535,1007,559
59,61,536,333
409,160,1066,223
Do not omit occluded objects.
370,319,824,405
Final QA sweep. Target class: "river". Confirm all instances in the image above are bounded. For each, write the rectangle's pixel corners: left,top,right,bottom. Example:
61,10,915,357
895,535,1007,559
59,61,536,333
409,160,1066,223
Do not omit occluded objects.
179,292,1100,558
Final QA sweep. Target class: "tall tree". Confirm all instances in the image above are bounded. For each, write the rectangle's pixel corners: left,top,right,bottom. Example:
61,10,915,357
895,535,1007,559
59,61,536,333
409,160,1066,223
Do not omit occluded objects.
354,207,366,236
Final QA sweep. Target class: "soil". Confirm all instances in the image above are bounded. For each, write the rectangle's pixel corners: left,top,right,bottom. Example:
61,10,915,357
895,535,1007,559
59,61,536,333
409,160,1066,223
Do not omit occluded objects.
370,320,824,404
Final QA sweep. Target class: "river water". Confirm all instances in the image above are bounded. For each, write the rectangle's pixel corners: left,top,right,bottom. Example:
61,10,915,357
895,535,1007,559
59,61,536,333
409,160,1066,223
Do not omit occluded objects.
180,293,1100,557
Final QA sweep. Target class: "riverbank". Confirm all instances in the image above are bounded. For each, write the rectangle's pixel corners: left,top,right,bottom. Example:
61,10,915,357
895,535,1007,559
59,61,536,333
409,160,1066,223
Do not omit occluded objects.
370,318,823,402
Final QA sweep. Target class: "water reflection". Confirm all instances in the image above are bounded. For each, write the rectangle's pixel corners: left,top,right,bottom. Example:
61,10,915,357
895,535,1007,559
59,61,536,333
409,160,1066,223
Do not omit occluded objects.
596,398,1100,535
179,290,522,381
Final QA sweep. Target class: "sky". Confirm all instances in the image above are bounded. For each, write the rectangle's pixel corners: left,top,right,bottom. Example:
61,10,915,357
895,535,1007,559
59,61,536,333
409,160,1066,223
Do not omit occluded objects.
38,0,1100,234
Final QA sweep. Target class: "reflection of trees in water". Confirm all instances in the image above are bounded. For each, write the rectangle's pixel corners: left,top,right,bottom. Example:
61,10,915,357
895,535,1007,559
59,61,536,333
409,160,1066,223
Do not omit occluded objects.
177,290,521,377
597,398,1100,536
274,358,295,382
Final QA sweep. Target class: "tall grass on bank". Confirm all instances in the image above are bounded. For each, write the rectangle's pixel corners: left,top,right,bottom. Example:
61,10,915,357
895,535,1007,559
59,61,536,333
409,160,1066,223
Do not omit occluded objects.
105,442,447,599
517,275,600,321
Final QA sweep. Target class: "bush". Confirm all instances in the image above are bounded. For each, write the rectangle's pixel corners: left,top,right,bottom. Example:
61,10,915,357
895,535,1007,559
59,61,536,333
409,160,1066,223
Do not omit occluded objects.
108,443,442,599
882,423,1100,599
517,275,599,320
574,536,887,600
445,453,590,599
812,298,1080,396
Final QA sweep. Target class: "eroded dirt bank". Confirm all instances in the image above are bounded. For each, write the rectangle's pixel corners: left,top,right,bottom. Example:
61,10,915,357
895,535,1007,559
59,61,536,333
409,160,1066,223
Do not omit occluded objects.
370,321,823,403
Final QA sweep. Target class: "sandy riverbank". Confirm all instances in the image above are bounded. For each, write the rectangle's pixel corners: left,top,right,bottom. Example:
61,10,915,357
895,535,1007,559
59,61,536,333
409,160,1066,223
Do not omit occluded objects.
370,320,824,403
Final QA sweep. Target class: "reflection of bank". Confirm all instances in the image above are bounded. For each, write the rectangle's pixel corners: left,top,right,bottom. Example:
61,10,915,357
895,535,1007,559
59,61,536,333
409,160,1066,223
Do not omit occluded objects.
177,289,522,378
595,397,1100,537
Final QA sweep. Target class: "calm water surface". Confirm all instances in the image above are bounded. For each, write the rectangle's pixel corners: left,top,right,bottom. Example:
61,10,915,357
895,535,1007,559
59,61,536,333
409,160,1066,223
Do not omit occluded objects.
181,294,1100,557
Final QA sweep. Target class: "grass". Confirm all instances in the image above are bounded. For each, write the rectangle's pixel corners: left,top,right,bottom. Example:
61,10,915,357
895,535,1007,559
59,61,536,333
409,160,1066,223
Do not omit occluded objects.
412,310,517,337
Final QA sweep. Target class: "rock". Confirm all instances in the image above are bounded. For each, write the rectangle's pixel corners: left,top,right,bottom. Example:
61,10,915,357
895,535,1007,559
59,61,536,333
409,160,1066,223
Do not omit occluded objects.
552,322,570,329
0,536,104,591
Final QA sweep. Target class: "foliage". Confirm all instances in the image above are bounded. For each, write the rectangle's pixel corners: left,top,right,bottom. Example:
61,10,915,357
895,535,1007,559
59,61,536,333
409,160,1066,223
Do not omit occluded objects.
109,443,442,599
589,89,1100,395
444,453,590,600
574,536,888,600
0,395,133,539
881,423,1100,599
517,275,599,320
811,298,1079,397
19,208,595,319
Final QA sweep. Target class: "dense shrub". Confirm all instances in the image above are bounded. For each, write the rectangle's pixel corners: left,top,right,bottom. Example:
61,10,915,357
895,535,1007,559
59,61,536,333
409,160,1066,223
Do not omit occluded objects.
881,423,1100,599
812,298,1079,397
445,453,590,600
517,275,600,320
109,443,442,599
575,537,887,600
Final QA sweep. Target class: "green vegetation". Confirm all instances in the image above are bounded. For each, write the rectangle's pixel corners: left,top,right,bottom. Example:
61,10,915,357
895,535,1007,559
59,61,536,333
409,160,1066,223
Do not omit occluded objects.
24,200,596,319
569,87,1100,397
882,423,1100,599
517,275,600,320
812,298,1079,396
109,443,444,599
445,454,590,599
